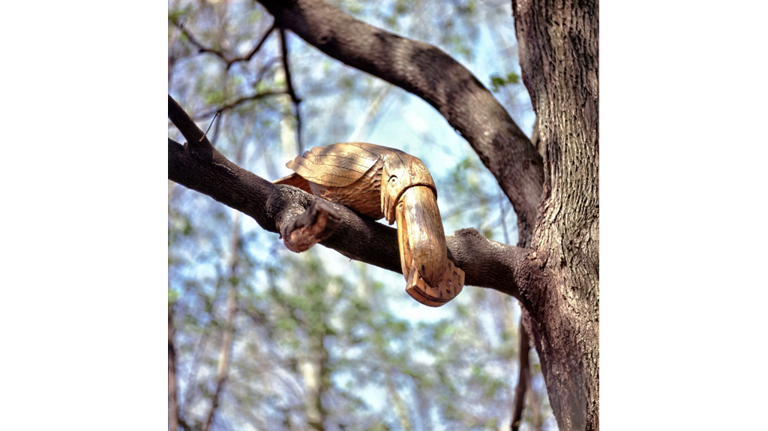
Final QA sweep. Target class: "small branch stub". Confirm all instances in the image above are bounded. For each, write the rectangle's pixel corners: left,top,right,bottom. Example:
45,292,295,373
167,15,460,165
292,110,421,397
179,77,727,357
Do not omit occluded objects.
282,199,341,252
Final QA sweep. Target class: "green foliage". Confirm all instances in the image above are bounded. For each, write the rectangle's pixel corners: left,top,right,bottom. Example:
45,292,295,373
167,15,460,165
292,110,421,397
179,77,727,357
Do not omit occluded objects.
168,288,180,306
490,72,521,93
167,4,192,25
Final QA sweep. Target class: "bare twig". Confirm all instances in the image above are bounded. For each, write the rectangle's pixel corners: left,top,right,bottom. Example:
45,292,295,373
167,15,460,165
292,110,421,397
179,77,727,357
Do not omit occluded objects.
527,372,542,430
201,111,221,142
193,90,289,120
175,21,277,69
181,327,211,419
253,57,281,86
202,213,240,431
169,94,212,151
168,311,179,431
279,28,303,154
511,317,531,431
176,21,228,62
227,23,277,69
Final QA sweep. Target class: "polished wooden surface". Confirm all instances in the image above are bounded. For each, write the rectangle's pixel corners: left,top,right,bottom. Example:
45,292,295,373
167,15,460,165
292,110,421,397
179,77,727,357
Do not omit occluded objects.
275,143,464,306
396,186,462,306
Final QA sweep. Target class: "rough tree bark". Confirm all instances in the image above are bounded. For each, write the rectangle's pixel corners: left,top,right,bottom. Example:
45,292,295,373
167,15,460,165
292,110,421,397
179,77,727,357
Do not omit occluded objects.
513,0,600,429
255,0,544,243
168,94,533,303
168,0,598,429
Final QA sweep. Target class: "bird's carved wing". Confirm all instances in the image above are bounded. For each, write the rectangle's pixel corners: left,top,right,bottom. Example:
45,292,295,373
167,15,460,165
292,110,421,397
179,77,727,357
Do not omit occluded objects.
285,143,387,187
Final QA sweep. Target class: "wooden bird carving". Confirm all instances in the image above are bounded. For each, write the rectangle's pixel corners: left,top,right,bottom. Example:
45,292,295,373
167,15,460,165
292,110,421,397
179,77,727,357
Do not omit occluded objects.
274,142,465,307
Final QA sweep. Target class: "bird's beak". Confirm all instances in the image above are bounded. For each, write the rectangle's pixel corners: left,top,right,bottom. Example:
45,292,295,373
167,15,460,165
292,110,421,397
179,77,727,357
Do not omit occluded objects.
395,185,463,307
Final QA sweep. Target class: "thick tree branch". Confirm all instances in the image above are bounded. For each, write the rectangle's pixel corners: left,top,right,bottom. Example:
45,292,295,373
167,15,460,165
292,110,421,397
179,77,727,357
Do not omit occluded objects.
169,94,212,149
168,96,541,305
256,0,544,245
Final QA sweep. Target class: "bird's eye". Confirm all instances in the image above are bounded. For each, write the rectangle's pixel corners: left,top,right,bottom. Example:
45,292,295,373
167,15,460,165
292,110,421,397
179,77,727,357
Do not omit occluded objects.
389,175,398,183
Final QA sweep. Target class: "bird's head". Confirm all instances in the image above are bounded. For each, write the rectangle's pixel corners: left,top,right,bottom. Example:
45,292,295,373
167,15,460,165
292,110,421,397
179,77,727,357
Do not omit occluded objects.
380,153,437,224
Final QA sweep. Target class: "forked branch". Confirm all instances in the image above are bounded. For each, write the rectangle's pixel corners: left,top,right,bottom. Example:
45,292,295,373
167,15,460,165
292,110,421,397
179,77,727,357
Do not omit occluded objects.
174,21,276,70
257,0,544,243
168,95,543,310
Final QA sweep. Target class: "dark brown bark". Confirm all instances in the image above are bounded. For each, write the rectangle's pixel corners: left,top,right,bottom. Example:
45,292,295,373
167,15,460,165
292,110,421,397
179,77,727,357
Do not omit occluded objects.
513,0,600,429
169,0,600,427
282,199,341,252
168,95,538,305
257,0,544,244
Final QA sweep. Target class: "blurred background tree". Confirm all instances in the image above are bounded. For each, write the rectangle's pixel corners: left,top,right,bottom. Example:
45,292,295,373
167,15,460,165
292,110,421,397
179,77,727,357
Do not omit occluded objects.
168,0,555,429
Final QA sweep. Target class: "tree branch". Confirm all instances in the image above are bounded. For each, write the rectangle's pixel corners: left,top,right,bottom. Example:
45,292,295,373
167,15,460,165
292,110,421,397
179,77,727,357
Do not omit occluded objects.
168,311,179,431
202,216,240,431
175,21,277,70
256,0,544,245
193,89,289,120
279,28,303,154
228,23,277,69
283,199,340,252
168,95,541,306
169,94,212,150
510,317,531,431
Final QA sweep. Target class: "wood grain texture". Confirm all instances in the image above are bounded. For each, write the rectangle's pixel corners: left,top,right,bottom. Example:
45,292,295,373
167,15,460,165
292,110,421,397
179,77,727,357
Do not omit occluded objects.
380,149,436,224
277,142,438,224
257,0,544,243
276,142,463,306
395,186,446,287
307,158,384,219
396,187,463,306
273,172,312,194
404,259,463,307
171,96,530,303
286,142,382,187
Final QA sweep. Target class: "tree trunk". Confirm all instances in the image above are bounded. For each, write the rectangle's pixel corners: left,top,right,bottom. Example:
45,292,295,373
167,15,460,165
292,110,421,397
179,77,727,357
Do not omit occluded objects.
169,0,600,427
512,0,600,430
